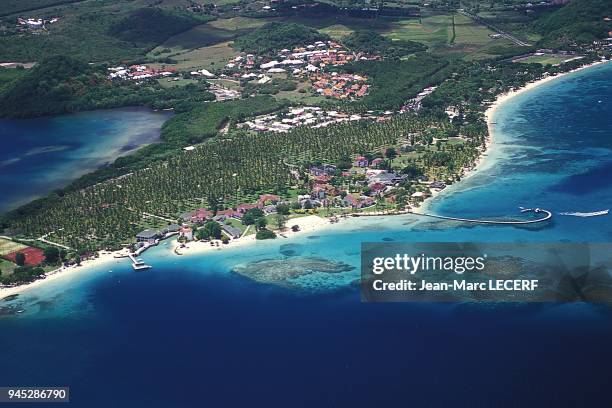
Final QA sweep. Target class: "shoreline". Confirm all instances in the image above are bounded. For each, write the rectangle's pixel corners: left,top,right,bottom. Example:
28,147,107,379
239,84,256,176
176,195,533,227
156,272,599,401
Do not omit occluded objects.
2,59,608,300
0,215,333,300
415,58,608,214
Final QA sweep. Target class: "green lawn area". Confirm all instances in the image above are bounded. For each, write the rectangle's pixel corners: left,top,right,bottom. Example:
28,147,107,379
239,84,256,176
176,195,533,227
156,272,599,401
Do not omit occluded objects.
208,16,271,31
517,55,572,66
157,41,238,71
0,258,16,277
275,80,325,105
319,24,355,40
156,77,200,88
383,14,452,50
224,218,247,233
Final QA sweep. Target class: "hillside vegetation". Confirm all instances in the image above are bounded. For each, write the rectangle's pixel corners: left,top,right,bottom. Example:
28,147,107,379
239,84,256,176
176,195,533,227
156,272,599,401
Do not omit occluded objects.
108,8,213,47
535,0,612,46
343,30,427,58
161,96,285,145
233,22,330,54
0,56,214,118
336,54,452,111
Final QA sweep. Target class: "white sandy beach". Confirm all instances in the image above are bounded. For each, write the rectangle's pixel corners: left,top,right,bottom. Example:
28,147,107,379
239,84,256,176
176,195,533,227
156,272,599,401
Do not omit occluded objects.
173,215,332,256
0,250,123,299
2,59,608,299
415,58,609,214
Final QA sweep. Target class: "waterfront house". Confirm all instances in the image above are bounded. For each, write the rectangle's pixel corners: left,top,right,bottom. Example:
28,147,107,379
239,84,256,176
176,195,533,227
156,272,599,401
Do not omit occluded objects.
163,224,181,235
220,224,242,239
179,226,193,241
136,229,160,244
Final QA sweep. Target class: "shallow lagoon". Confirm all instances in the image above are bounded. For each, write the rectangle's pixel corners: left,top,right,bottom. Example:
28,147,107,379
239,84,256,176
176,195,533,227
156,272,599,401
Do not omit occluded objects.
0,107,171,212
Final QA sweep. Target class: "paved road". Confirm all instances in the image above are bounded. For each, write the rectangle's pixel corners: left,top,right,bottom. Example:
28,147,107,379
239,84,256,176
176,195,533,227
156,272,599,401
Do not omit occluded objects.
458,9,532,47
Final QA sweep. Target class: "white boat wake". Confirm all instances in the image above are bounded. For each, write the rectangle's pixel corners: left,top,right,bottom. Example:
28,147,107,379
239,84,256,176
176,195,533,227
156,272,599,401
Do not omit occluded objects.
558,210,609,217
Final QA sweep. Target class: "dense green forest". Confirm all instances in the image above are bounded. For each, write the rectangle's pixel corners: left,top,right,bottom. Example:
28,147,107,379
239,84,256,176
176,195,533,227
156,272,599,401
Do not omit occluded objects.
535,0,611,47
108,7,213,47
335,54,452,111
233,22,330,54
342,30,426,59
161,95,285,146
0,56,214,118
0,2,211,62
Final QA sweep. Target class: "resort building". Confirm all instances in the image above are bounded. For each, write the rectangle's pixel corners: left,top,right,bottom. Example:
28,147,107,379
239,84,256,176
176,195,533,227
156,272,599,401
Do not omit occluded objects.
179,226,193,241
220,224,242,239
136,229,160,244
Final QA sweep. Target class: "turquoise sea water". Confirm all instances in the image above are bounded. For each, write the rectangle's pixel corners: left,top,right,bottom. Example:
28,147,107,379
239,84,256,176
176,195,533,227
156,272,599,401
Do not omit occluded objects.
0,108,171,212
1,62,611,407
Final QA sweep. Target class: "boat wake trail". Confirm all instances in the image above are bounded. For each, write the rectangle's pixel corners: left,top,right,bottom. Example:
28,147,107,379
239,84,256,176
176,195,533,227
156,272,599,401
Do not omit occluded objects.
558,210,610,217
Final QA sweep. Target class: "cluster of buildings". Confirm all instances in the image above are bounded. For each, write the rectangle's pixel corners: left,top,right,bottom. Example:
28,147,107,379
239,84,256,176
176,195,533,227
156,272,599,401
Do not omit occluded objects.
17,17,59,30
304,159,448,210
214,40,376,99
401,86,437,112
310,72,369,100
107,65,177,81
221,40,373,79
238,106,384,133
207,84,241,101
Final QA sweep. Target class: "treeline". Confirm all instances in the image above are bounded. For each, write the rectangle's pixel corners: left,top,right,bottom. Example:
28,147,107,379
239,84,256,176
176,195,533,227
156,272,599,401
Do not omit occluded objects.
233,22,330,54
0,55,215,118
342,30,426,59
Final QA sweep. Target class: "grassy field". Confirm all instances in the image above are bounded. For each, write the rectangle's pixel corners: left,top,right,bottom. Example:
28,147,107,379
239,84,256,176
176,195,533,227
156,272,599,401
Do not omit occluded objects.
155,77,200,88
275,80,325,105
319,24,355,40
167,41,238,70
208,17,270,31
0,258,16,276
0,238,27,257
147,17,277,70
517,55,572,65
381,13,522,59
383,15,452,50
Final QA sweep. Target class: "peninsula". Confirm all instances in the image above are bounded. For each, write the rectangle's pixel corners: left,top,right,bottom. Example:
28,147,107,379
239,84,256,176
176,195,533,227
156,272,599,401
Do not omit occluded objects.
0,0,610,292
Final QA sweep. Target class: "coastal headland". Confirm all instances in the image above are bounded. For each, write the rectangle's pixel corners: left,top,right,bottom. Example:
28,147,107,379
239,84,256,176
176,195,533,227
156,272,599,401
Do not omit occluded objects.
1,59,609,299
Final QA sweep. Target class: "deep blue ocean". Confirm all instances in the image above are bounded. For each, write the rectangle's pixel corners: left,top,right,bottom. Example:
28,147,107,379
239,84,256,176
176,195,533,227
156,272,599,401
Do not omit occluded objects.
0,108,171,212
1,62,611,407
